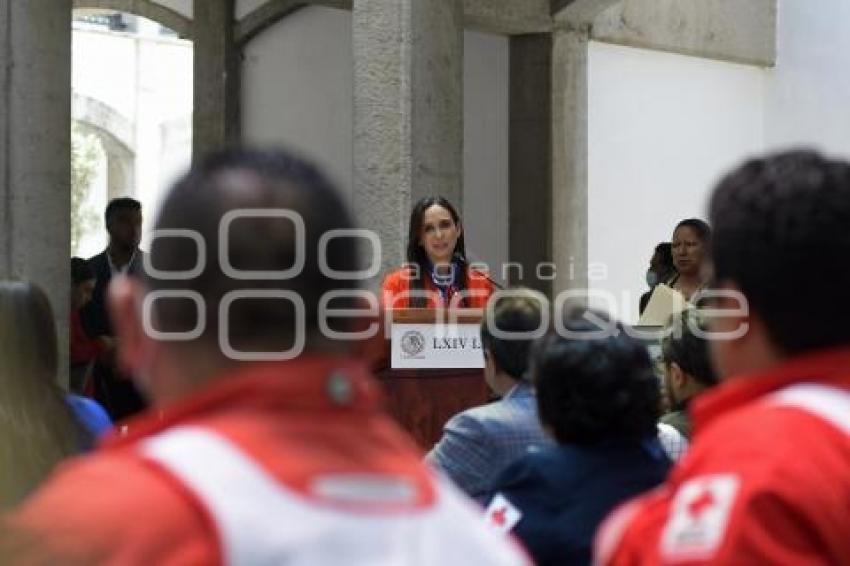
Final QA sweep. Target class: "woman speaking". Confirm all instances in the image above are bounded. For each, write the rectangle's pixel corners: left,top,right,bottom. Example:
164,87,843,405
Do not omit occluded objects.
382,196,494,309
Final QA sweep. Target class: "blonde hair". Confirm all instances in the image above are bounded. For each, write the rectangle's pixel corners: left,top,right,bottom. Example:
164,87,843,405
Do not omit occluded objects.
0,281,87,506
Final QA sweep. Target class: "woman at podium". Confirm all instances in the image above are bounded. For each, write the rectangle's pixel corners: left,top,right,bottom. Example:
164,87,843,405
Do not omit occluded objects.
382,196,494,309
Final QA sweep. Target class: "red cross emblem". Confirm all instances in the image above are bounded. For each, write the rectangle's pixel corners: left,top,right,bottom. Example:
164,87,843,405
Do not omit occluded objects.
490,507,507,527
687,489,715,520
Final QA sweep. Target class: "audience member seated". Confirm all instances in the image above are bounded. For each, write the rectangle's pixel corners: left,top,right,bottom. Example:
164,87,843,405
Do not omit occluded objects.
382,196,494,309
1,148,529,564
483,309,670,566
69,257,115,395
659,309,719,439
426,290,553,501
639,242,675,316
0,281,105,506
667,218,712,302
597,150,850,565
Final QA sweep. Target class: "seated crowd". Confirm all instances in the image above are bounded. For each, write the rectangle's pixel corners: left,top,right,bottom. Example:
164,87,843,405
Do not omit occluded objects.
0,147,847,564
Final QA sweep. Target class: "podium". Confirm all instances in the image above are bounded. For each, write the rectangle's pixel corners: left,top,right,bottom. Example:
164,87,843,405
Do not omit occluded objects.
371,309,491,450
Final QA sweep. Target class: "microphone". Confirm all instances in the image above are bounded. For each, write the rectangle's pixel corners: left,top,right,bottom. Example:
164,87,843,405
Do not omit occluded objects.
457,252,504,290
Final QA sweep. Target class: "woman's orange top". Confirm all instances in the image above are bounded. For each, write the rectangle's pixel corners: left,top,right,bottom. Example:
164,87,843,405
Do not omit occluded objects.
381,266,495,309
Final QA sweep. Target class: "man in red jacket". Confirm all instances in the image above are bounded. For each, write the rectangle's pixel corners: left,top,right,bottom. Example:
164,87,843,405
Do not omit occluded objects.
2,149,529,565
596,149,850,565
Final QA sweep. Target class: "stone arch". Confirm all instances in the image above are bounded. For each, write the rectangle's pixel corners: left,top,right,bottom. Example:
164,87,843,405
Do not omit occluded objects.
235,0,351,47
72,93,136,199
72,0,192,39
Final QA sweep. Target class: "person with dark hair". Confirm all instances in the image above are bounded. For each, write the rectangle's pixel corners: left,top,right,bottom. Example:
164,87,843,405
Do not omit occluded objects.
426,290,553,501
639,242,676,315
69,257,115,394
597,150,850,565
81,197,147,420
667,218,711,302
659,309,718,439
483,310,670,566
4,149,529,565
0,280,107,507
382,196,494,309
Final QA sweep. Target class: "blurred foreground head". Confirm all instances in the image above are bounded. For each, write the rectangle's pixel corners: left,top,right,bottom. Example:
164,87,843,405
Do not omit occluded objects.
109,148,359,403
708,149,850,376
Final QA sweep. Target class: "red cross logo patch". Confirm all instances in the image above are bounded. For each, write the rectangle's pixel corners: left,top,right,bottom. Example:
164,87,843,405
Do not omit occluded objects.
484,494,522,534
661,474,740,561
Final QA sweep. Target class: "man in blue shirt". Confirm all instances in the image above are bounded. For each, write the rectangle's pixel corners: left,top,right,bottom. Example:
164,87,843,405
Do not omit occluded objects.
426,290,553,501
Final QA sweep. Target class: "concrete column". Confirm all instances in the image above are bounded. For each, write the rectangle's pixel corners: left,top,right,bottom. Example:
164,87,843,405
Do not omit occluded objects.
509,34,552,297
551,28,589,295
0,0,72,384
549,1,621,298
192,0,240,161
353,0,463,274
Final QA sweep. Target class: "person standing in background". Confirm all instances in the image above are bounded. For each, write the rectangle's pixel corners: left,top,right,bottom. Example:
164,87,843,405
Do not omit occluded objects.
639,243,676,316
70,257,114,395
668,219,712,302
81,198,147,420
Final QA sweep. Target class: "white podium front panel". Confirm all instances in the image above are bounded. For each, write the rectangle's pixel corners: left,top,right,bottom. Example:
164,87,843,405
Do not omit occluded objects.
390,323,485,369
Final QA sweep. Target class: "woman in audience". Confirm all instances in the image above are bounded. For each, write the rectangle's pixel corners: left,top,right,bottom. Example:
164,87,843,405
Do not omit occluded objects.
659,309,719,438
382,196,494,308
668,218,712,302
0,281,113,499
639,242,675,315
483,310,670,566
70,257,114,394
0,282,93,505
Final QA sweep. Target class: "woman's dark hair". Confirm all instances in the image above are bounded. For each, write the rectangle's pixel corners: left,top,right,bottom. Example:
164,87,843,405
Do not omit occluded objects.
480,290,543,382
653,242,675,280
0,281,90,506
71,257,95,286
674,218,712,245
660,310,718,388
533,310,660,445
405,196,468,308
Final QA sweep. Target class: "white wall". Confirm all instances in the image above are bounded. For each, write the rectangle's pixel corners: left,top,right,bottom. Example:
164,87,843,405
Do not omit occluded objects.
72,26,193,256
587,42,765,322
241,7,510,274
241,7,354,195
763,0,850,159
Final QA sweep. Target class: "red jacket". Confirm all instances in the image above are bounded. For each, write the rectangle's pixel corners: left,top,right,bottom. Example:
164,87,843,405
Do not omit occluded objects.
70,308,104,365
382,266,495,309
596,348,850,565
5,358,529,565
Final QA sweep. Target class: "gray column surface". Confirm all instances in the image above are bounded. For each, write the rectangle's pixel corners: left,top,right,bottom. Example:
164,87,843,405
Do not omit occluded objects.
551,28,589,296
509,34,553,297
592,0,777,67
193,0,240,161
0,0,73,386
353,0,463,275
